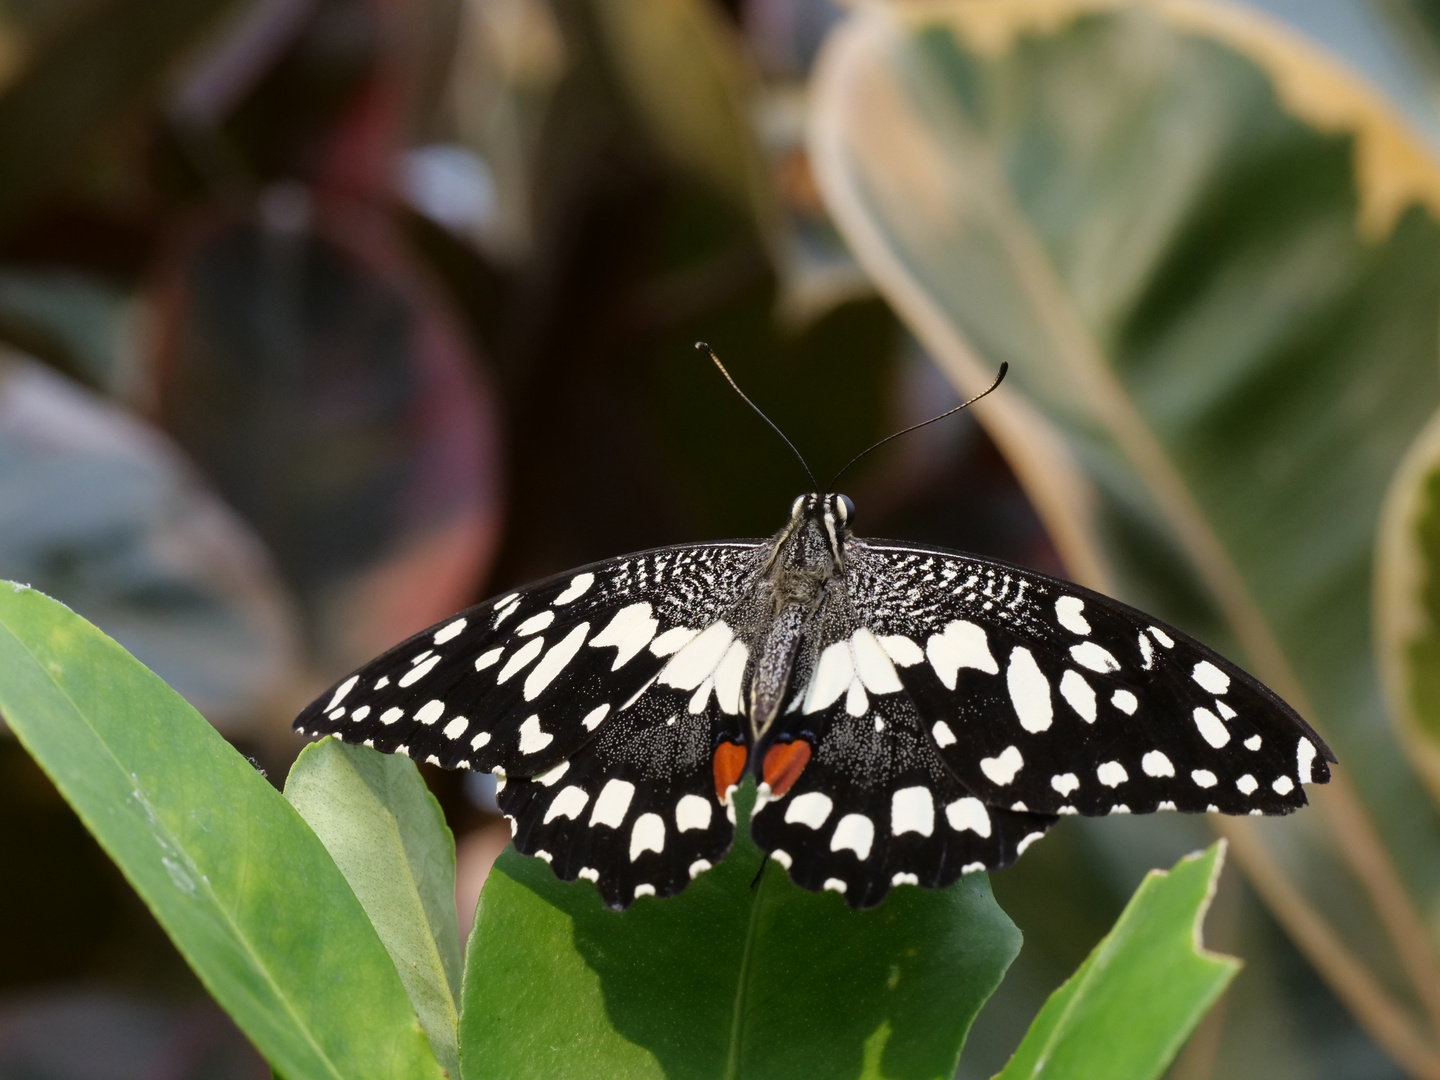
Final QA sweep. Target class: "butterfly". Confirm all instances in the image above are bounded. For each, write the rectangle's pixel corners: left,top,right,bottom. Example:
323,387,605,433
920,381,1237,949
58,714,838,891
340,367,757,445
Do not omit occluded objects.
294,483,1334,910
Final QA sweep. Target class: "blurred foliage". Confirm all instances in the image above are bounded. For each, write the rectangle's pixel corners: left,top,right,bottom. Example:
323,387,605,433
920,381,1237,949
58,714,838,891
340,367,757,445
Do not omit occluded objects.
1,0,1440,1076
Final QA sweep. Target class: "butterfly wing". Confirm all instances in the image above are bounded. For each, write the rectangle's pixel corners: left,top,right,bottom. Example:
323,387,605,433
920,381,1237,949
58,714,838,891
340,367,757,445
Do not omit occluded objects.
748,678,1057,909
295,541,770,910
295,542,765,778
835,541,1333,818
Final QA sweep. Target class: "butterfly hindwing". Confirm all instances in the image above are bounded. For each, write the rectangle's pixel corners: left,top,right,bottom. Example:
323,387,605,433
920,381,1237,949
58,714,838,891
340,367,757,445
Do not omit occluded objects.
295,542,766,780
751,687,1057,909
838,542,1334,819
501,684,744,909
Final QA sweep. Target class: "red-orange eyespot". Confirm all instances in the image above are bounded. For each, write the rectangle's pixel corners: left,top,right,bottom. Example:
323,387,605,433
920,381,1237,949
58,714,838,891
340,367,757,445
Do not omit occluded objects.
713,741,748,803
762,740,812,799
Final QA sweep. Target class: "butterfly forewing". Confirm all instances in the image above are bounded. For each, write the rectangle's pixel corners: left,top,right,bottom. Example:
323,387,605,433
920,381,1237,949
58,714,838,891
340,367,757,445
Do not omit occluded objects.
295,542,766,780
838,542,1333,819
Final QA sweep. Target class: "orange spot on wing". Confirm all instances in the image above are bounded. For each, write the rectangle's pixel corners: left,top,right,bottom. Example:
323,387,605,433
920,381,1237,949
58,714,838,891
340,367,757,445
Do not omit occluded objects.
762,740,812,799
713,741,747,803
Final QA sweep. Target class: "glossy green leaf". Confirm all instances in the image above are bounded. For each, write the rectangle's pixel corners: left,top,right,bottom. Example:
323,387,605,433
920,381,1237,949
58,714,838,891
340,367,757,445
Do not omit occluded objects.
0,583,443,1080
285,738,463,1079
1378,406,1440,802
810,0,1440,1048
997,842,1238,1080
459,784,1019,1080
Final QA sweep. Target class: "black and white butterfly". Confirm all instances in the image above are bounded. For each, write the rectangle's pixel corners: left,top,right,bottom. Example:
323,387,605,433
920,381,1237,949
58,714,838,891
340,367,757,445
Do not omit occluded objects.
294,490,1334,910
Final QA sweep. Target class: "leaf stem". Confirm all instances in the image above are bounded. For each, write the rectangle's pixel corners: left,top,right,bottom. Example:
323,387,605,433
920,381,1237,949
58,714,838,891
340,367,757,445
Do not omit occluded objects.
724,856,768,1080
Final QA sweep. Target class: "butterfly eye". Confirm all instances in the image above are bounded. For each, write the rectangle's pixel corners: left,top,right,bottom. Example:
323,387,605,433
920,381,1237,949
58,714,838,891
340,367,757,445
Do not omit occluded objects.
836,495,855,523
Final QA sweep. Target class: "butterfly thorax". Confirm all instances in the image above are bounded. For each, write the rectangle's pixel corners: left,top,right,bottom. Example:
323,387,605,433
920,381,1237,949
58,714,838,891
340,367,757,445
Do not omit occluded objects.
748,494,853,739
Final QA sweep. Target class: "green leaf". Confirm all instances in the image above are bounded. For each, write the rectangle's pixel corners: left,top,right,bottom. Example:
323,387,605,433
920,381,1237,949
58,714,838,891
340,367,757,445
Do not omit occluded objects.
809,0,1440,1035
1378,407,1440,801
997,842,1238,1080
459,783,1019,1080
285,738,463,1078
0,583,443,1080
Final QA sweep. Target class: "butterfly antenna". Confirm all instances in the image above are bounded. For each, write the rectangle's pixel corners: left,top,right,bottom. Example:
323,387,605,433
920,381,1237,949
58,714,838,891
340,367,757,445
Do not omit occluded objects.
827,362,1008,490
697,342,819,490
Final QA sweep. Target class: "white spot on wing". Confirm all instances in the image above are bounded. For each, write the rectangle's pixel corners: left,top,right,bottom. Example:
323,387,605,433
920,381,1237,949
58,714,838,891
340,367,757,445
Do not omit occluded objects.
675,794,712,832
399,655,441,687
590,779,635,828
1272,775,1295,795
1051,773,1079,796
878,634,923,666
1055,596,1091,635
1016,832,1045,855
497,637,545,683
1069,642,1120,673
891,787,935,837
1192,661,1230,695
554,573,595,605
475,647,503,671
892,872,919,886
830,813,875,860
1298,738,1317,784
845,680,869,717
633,884,655,898
805,640,854,714
434,618,467,644
931,720,957,748
517,715,553,755
590,603,658,669
823,878,848,894
1111,689,1138,715
524,623,590,701
470,731,490,750
770,849,792,869
630,813,665,860
1059,669,1096,723
1142,750,1175,777
851,628,902,695
534,760,569,786
1138,633,1155,670
1007,648,1053,732
689,859,713,879
980,745,1024,786
1193,707,1230,748
380,707,403,725
516,611,554,637
1236,774,1258,795
442,716,468,740
582,704,610,731
785,791,833,828
1149,627,1174,648
713,641,749,714
326,675,358,711
659,621,734,690
649,626,698,656
926,620,999,689
544,785,588,822
1097,761,1128,787
1191,769,1218,788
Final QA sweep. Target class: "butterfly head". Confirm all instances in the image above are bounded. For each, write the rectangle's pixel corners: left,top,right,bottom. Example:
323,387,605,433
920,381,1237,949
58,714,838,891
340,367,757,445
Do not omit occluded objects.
784,493,855,565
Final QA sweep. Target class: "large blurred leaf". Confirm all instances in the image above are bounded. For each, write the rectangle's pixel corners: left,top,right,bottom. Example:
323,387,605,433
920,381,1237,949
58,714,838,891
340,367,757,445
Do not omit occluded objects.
810,0,1440,1068
0,353,300,729
997,842,1238,1080
1378,408,1440,805
285,738,463,1079
0,584,443,1080
460,784,1019,1080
